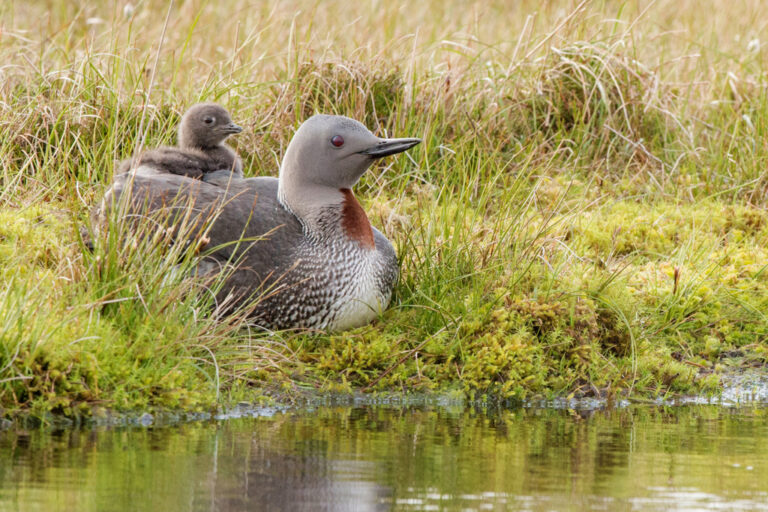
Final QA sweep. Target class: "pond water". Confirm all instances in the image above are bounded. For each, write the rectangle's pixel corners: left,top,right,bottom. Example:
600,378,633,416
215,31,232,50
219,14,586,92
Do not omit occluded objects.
1,404,767,511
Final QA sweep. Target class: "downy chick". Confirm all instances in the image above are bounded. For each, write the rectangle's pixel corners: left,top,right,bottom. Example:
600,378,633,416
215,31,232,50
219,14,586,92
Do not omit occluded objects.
116,103,243,180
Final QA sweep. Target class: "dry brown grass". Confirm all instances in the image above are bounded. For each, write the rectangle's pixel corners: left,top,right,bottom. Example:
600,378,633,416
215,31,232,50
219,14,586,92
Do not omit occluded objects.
2,0,768,412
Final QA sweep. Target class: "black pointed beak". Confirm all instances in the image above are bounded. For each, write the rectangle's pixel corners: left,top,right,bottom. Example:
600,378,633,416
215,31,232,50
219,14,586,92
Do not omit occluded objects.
221,123,243,135
359,137,421,159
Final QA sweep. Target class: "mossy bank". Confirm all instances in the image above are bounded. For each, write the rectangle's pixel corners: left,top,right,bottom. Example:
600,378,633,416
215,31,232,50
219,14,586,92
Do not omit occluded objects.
1,0,768,419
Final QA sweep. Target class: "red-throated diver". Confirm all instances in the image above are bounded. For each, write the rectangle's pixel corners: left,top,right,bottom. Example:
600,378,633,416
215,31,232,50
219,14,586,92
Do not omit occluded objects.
116,103,243,180
103,114,420,331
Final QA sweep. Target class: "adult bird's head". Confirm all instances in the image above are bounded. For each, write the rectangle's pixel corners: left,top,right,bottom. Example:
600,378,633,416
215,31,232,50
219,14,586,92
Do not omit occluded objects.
279,114,421,191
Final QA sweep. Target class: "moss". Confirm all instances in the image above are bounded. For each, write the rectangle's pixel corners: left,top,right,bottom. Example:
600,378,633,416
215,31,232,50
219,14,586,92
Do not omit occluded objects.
3,3,768,416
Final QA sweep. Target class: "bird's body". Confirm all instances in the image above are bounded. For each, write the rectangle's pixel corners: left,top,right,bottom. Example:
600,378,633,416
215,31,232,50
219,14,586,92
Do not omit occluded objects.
116,103,243,180
103,115,420,331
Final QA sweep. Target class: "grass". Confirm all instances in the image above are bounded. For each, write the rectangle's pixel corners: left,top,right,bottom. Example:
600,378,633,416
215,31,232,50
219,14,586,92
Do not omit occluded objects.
1,0,768,417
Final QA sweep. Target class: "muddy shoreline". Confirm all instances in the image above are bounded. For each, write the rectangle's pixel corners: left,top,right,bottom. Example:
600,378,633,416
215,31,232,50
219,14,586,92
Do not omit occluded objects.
1,369,766,432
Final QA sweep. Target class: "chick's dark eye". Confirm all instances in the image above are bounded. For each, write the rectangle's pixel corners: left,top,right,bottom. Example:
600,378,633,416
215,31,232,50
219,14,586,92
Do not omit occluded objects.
331,135,344,147
203,116,215,125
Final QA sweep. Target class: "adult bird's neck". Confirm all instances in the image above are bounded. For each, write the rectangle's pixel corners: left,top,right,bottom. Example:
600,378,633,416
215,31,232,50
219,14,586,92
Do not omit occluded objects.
278,181,374,250
339,188,375,250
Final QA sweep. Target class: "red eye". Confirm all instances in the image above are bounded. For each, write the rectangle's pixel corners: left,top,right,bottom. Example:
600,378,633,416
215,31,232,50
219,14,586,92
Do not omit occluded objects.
331,135,344,147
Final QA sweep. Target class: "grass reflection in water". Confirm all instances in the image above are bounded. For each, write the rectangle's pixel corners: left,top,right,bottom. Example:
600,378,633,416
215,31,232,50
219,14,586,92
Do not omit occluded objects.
1,405,767,512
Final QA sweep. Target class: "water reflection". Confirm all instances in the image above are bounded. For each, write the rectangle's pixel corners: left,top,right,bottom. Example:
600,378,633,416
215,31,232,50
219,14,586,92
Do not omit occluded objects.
0,405,767,511
208,437,390,511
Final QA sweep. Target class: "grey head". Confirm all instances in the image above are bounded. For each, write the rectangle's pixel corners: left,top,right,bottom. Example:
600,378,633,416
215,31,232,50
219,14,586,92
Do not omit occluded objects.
278,114,421,217
177,103,243,150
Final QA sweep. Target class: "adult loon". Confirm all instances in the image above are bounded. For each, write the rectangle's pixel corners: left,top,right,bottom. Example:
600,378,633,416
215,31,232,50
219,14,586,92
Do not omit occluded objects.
104,114,420,331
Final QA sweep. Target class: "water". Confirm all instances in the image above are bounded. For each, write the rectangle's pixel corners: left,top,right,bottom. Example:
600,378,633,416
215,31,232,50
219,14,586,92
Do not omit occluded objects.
1,405,767,511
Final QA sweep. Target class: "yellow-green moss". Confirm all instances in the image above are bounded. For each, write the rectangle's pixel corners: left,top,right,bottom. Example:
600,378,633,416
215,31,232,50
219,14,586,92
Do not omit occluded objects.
3,1,768,416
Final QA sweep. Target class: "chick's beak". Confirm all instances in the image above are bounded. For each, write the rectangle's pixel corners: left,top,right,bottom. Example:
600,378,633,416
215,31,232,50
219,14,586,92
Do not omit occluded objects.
221,123,243,135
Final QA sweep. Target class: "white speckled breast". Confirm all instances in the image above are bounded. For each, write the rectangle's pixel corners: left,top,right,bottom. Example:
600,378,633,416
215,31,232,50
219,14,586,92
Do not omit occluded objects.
243,210,398,331
297,238,395,331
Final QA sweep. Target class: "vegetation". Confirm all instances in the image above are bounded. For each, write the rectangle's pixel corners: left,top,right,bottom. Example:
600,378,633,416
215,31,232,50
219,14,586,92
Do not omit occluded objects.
1,0,768,417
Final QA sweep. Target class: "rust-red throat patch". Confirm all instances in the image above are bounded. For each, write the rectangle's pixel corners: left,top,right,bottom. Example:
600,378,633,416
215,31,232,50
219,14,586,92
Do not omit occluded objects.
340,188,375,250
